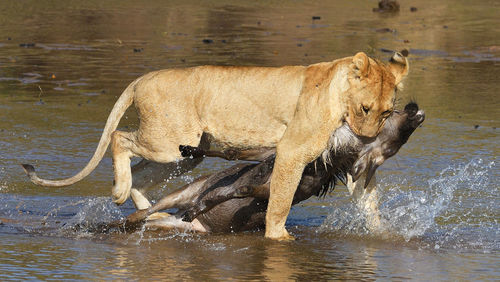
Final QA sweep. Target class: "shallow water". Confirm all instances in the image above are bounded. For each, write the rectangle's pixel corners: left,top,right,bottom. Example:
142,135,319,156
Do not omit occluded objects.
0,0,499,280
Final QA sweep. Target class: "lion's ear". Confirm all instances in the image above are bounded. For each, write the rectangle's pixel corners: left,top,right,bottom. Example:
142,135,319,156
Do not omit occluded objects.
389,50,409,85
352,52,370,78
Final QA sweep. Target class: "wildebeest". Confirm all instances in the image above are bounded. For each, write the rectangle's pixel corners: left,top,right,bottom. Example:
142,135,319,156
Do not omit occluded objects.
125,102,424,234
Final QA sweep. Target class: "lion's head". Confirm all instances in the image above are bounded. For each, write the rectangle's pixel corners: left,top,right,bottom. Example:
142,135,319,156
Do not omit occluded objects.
343,51,409,138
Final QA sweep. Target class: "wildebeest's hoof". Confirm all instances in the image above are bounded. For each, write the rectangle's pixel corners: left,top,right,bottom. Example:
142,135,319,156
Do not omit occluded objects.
146,212,170,221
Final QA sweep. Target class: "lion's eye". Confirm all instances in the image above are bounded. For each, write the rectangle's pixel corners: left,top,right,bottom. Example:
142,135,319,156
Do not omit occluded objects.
362,105,370,115
381,109,392,118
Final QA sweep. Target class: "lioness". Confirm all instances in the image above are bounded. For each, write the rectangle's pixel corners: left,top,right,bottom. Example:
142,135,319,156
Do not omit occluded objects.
22,51,408,240
125,102,424,233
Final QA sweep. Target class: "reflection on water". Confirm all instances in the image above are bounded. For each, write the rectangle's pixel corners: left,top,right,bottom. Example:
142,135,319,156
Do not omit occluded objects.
0,0,499,280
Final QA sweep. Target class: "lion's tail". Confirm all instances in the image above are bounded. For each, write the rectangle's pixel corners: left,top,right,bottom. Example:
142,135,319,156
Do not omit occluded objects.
21,78,139,187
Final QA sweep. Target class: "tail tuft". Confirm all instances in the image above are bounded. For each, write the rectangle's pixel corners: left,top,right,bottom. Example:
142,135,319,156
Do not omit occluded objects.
21,164,36,177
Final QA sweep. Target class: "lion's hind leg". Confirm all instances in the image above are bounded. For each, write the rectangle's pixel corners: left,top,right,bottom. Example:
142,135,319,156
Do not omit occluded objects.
110,129,184,205
110,130,137,205
111,126,206,207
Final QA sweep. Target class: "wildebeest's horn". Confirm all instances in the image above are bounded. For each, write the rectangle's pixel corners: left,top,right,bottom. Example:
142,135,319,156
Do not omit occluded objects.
364,162,380,189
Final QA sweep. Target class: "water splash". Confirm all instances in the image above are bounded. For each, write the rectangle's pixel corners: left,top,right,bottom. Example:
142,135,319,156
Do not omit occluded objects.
58,197,124,237
319,158,498,251
57,196,202,244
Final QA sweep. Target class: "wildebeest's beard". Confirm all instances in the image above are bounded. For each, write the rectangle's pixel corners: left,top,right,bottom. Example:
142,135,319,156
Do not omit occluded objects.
312,125,363,197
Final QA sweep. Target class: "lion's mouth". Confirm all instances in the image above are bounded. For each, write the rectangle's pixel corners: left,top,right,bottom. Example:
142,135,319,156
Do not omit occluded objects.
345,123,378,147
341,115,355,133
341,119,356,134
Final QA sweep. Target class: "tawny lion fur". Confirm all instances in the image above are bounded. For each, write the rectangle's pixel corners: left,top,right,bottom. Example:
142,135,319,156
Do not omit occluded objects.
23,51,408,240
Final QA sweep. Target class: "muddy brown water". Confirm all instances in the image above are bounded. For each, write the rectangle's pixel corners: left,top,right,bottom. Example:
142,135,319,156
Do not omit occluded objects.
0,0,499,280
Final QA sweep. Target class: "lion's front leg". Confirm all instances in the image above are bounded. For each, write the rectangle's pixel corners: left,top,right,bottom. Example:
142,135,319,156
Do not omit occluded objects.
265,154,305,240
264,134,326,240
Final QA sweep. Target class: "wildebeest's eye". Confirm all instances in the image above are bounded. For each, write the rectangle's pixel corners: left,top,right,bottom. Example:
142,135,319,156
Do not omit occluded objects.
404,102,419,117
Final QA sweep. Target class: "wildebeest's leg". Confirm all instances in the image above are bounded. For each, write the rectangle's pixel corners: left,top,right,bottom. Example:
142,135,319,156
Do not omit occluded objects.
128,134,270,210
180,145,275,162
180,182,271,222
128,158,206,210
144,216,207,232
126,175,211,224
347,172,381,232
181,158,274,222
128,144,275,224
127,162,262,224
362,173,381,231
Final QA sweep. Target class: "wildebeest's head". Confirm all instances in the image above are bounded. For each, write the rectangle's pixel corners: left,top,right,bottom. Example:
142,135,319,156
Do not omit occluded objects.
352,102,425,187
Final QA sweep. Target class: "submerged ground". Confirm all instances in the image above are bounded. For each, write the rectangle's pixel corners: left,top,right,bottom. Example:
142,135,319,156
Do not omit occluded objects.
0,0,499,280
